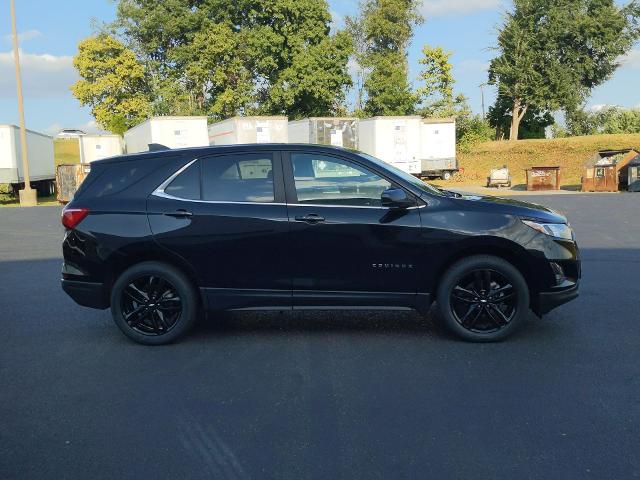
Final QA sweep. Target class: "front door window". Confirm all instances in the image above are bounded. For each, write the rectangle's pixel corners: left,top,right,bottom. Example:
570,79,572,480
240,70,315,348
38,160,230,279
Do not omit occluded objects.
291,153,392,207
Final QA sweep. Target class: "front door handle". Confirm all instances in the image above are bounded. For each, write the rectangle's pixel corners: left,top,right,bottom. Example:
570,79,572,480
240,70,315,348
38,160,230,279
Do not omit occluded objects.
294,214,325,224
164,209,193,218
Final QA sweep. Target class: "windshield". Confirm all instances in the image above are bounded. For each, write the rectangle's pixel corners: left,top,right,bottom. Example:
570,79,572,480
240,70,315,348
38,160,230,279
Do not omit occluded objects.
356,152,444,196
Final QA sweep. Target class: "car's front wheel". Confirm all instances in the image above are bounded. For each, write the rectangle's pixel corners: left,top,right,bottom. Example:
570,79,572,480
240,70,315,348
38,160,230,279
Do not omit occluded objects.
436,255,530,342
110,262,198,345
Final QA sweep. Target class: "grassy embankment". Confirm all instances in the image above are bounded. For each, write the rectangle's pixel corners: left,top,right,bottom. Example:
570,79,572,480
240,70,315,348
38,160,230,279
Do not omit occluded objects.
437,133,640,189
54,138,80,166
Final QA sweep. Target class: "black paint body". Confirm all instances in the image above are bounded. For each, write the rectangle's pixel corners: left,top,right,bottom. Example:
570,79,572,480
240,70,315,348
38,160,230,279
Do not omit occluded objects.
61,144,580,316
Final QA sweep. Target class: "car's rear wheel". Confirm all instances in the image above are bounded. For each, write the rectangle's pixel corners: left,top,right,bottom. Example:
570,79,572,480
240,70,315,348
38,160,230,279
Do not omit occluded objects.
436,255,530,342
110,262,198,345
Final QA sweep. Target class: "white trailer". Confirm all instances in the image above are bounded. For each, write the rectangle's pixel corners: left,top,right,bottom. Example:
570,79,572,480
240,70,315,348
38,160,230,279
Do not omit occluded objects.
288,118,359,149
79,134,123,164
124,116,209,153
420,118,457,179
0,125,55,195
208,116,288,145
358,116,422,174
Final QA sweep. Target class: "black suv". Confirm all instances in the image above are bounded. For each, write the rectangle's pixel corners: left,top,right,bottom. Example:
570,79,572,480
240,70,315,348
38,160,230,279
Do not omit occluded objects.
61,144,579,344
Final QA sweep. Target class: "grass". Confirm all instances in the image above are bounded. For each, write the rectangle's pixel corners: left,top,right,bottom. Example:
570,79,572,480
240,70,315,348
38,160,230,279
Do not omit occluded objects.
444,133,640,187
0,193,59,207
54,138,80,166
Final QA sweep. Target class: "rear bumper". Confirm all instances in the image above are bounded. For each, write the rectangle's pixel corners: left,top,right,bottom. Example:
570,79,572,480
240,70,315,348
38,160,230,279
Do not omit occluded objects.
535,281,579,316
61,279,109,310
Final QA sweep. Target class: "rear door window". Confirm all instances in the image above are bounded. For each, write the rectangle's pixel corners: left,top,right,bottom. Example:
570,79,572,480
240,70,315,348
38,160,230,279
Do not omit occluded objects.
201,154,275,203
164,161,201,200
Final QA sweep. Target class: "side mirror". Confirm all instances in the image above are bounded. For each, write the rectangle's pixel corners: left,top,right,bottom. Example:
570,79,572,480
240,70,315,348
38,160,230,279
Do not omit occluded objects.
381,188,414,209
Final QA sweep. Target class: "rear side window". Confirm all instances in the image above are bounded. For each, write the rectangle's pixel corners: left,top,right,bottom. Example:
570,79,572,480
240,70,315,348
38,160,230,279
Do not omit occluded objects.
165,161,200,200
202,154,274,203
79,158,167,198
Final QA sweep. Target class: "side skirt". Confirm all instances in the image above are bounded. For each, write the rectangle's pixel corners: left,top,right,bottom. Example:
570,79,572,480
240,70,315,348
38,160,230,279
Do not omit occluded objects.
201,288,432,313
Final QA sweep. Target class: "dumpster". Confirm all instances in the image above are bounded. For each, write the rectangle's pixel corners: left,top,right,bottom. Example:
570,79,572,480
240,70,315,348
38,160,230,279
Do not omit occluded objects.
628,155,640,192
582,149,639,192
56,164,90,203
582,162,617,192
525,166,560,191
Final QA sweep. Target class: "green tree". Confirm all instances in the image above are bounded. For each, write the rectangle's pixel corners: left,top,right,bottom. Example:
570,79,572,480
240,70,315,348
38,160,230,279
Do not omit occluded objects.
599,107,640,134
347,0,422,116
416,45,470,118
564,108,601,136
457,115,496,151
109,0,351,119
565,106,640,136
71,34,151,135
489,0,640,141
266,31,353,117
488,94,554,140
170,23,254,118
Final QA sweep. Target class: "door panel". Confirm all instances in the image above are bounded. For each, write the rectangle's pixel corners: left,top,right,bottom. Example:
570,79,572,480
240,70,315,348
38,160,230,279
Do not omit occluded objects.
284,152,423,308
147,152,291,310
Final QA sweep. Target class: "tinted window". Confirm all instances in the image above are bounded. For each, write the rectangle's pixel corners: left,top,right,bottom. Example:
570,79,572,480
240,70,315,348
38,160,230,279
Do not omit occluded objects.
202,154,274,203
292,153,391,207
165,161,200,199
79,158,162,198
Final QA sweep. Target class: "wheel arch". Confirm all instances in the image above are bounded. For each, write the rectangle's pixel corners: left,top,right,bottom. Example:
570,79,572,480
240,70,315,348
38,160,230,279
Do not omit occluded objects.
434,240,541,302
104,245,204,309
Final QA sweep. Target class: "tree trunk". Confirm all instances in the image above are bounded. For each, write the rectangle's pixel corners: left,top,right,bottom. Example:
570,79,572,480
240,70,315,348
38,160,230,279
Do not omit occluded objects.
509,98,528,141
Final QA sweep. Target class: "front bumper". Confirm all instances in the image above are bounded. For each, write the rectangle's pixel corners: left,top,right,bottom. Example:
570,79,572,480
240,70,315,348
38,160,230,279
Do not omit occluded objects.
534,281,579,316
61,279,109,310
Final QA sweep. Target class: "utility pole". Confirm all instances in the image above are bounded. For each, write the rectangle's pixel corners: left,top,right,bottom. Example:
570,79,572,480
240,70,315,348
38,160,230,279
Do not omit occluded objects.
479,83,488,119
10,0,37,206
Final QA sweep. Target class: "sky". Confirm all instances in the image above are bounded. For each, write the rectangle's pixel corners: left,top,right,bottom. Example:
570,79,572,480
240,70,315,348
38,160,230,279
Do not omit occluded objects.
0,0,638,135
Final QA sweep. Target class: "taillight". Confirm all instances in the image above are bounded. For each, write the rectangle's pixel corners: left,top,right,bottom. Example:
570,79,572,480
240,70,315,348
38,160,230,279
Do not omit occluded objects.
61,207,89,229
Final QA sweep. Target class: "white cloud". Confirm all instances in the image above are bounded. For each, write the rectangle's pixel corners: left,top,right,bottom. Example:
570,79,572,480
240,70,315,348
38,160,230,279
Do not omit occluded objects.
0,49,77,98
620,49,640,69
421,0,500,17
3,29,43,44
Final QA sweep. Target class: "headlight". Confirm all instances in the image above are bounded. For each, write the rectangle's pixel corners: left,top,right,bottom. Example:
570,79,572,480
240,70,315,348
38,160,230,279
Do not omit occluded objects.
521,219,573,240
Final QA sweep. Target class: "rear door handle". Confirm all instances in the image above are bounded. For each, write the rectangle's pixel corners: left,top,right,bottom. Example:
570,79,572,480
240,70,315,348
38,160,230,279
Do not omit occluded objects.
294,214,325,224
164,209,193,218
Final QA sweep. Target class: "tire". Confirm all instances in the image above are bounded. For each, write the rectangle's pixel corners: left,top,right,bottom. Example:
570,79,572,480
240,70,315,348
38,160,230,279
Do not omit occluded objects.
110,261,199,345
436,255,530,342
441,171,452,181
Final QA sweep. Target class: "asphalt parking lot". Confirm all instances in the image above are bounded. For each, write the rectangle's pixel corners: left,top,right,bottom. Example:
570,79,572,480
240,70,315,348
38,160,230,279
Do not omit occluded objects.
1,194,639,479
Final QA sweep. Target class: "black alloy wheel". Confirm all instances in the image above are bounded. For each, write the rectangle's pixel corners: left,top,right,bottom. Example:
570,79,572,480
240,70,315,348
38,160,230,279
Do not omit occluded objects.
121,275,182,335
111,262,198,345
450,269,517,334
436,255,530,342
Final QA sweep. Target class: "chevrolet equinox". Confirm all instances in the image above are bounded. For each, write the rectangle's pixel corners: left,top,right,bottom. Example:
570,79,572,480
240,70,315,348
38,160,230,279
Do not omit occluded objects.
61,144,580,344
